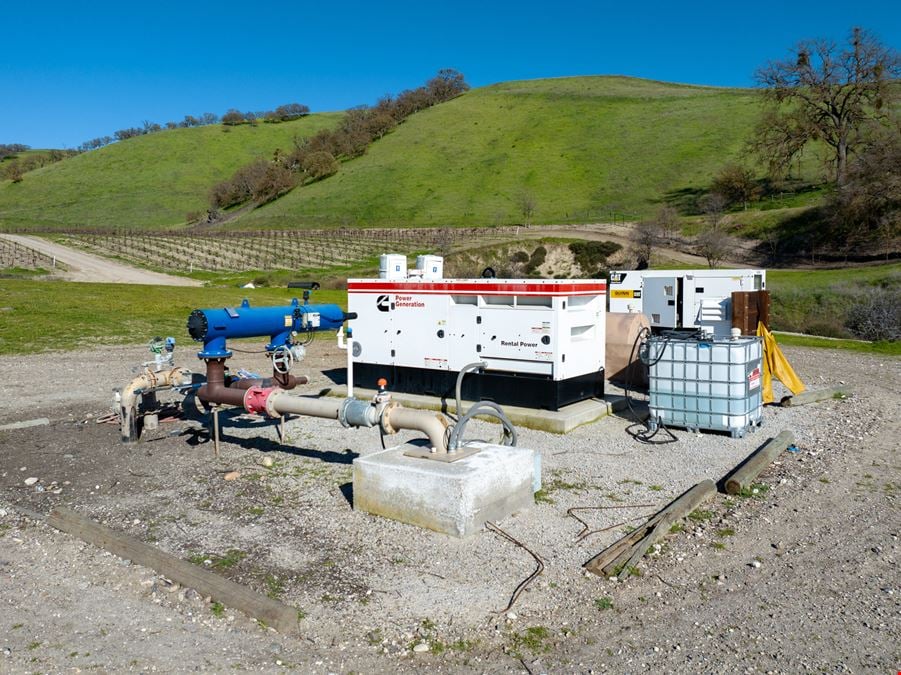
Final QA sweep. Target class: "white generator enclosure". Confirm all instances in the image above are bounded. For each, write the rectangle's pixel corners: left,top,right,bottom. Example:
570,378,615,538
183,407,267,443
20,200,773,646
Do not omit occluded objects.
348,273,607,410
608,269,766,337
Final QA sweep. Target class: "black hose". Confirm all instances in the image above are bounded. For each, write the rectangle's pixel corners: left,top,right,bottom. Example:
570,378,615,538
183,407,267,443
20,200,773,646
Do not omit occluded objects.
623,327,677,445
448,362,517,450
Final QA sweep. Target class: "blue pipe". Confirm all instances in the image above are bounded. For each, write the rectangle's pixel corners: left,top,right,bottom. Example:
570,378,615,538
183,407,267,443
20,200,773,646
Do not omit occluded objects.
187,298,349,359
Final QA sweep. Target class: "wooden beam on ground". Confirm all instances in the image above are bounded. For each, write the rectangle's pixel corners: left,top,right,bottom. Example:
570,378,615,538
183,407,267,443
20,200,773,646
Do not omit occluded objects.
723,430,794,496
46,507,298,633
585,479,716,577
781,386,850,407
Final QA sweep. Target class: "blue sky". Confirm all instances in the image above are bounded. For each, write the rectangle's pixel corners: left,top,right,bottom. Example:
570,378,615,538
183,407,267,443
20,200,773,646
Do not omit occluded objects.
3,0,899,148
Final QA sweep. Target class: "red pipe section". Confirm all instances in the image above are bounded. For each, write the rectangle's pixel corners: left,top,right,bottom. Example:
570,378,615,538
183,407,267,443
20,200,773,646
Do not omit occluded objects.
230,372,307,391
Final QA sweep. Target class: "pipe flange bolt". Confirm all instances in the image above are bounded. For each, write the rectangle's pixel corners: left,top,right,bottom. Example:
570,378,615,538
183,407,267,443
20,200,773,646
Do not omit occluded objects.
378,401,400,435
243,386,276,416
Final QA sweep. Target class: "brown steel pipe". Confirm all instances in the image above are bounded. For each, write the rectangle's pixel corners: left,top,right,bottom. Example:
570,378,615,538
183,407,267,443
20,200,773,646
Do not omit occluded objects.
198,360,308,407
230,372,307,391
197,359,248,408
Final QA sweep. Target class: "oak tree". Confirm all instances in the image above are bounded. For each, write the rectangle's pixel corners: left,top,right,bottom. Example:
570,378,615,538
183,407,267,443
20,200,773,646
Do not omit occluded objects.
753,27,900,186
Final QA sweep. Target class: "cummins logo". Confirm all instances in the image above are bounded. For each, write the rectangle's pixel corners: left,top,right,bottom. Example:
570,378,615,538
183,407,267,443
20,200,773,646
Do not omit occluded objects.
376,295,390,312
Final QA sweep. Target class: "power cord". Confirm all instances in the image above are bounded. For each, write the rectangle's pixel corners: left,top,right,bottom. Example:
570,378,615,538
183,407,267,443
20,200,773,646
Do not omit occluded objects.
622,327,678,445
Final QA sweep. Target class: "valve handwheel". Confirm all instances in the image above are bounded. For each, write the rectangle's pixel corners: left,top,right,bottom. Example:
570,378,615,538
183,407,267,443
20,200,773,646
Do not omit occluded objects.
271,346,294,374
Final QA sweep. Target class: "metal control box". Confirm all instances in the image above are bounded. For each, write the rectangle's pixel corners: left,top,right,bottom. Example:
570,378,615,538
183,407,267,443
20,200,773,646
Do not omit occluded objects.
347,276,607,410
608,269,766,338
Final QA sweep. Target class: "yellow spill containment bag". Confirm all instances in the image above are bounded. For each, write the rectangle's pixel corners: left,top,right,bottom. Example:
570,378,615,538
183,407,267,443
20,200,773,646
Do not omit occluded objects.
756,322,806,404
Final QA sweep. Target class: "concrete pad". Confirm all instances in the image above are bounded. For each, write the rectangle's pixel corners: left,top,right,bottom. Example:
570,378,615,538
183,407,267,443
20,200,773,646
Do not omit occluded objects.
353,442,540,537
326,386,627,434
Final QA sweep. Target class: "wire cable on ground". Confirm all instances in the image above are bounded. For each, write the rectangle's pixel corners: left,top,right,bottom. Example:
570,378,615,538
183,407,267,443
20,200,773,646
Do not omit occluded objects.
485,521,544,613
566,503,657,541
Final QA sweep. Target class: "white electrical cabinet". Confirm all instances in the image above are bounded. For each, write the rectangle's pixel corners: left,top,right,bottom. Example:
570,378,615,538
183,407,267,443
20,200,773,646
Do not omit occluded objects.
347,273,607,410
608,269,765,337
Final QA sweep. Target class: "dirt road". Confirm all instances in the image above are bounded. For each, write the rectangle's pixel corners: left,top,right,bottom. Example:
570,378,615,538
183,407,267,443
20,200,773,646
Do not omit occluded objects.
0,233,201,286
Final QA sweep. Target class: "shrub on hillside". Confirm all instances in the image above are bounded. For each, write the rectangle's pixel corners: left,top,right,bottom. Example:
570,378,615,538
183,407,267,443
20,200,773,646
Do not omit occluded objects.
525,245,547,274
208,70,469,212
275,103,310,120
221,109,246,126
114,127,144,141
0,143,29,160
845,288,900,341
209,159,270,209
302,151,339,181
252,163,296,204
711,164,759,209
569,240,622,276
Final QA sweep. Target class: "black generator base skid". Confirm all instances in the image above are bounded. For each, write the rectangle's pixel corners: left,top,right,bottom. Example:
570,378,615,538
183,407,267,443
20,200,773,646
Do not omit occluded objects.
352,363,604,412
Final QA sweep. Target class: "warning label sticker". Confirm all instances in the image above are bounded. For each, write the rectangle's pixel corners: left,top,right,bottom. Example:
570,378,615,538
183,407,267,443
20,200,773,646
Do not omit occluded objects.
748,367,761,390
610,289,634,299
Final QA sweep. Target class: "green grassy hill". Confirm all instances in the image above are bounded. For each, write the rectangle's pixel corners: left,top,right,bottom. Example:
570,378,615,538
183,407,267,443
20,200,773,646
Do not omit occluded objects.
0,76,826,232
0,149,53,168
236,77,772,229
0,115,340,230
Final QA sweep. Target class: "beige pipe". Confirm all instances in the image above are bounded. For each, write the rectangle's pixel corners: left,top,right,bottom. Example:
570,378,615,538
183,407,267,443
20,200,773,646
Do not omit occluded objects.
265,390,449,453
121,366,190,415
120,366,190,442
265,391,342,420
383,406,449,453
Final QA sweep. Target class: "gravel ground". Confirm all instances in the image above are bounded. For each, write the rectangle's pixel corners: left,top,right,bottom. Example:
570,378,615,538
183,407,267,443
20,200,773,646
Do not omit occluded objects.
0,338,898,673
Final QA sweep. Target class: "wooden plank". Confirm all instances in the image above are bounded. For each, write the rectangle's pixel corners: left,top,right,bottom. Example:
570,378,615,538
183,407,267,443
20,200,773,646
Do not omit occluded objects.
46,507,298,633
615,515,675,581
585,479,716,577
723,430,794,495
781,386,849,407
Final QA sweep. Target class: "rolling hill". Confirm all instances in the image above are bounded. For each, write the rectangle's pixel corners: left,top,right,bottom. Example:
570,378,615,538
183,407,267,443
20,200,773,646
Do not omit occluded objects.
0,76,824,232
239,77,774,229
0,114,340,230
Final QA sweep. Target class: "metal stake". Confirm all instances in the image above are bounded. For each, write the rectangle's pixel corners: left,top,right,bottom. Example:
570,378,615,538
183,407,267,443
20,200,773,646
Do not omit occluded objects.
212,407,220,458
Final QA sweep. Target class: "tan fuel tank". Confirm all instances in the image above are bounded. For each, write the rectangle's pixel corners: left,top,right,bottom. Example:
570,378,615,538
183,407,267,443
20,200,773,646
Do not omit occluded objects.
605,312,651,389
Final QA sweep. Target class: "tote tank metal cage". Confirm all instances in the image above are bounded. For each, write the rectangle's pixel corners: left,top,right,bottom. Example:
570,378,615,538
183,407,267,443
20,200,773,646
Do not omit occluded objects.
646,333,763,438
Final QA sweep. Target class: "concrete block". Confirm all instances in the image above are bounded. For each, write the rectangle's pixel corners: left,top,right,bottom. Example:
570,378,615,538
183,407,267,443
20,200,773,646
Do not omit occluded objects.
353,442,540,537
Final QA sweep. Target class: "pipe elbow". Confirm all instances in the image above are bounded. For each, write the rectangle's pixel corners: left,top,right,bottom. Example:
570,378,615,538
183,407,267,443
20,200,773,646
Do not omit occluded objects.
383,406,449,453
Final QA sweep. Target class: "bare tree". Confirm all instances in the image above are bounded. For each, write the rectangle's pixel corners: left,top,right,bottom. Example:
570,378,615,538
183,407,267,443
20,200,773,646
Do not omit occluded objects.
517,190,537,226
753,27,900,186
275,103,310,120
711,164,759,209
426,69,470,102
221,109,245,126
700,192,728,231
655,205,679,240
828,119,901,251
696,228,732,268
630,220,662,268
